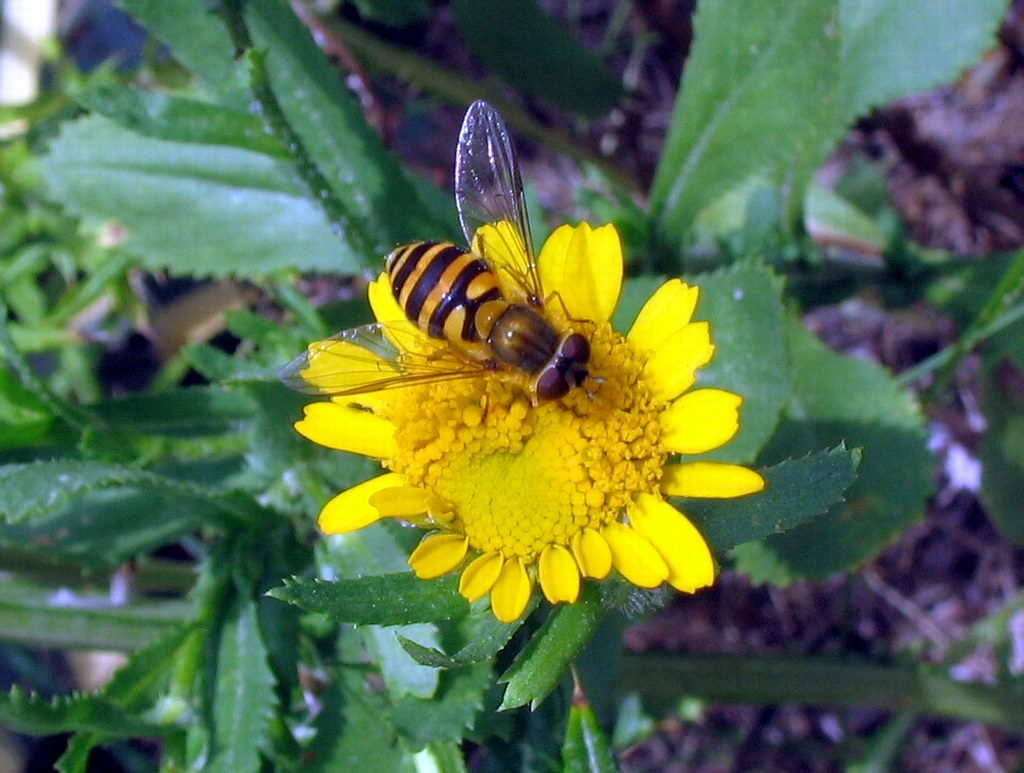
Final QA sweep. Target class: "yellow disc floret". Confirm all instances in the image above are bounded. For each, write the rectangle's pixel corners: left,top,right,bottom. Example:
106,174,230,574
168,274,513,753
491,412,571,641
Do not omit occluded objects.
381,323,665,564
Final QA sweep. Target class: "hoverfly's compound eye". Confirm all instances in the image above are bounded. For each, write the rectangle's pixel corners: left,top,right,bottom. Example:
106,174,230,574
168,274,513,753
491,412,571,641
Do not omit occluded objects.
535,367,571,401
559,334,590,367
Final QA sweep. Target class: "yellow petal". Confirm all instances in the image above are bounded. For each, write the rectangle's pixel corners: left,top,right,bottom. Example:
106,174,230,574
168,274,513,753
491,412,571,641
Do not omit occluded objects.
538,544,581,604
601,521,668,588
368,486,431,518
408,534,469,579
538,223,622,323
628,494,715,593
661,462,766,499
458,551,503,602
627,279,700,352
367,272,404,324
571,528,612,579
317,472,404,533
660,389,742,454
367,273,432,355
294,402,397,458
490,557,533,623
642,322,715,402
472,221,531,301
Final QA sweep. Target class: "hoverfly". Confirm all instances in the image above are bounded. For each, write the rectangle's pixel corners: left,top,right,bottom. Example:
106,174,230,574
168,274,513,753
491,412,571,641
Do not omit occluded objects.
282,100,590,402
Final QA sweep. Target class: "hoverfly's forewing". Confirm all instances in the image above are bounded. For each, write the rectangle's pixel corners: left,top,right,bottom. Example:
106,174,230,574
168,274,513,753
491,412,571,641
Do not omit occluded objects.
280,322,491,396
455,101,543,306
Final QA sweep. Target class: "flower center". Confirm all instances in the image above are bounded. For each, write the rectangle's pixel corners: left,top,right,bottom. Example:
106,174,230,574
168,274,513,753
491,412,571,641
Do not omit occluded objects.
381,324,667,562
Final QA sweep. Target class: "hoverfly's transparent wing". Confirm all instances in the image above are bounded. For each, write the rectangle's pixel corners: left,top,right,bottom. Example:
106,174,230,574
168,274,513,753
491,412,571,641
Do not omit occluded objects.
280,322,492,396
455,100,543,306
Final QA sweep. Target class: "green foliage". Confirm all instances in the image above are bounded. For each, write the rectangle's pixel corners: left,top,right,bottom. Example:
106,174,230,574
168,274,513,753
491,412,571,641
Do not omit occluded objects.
41,115,355,278
0,686,167,737
499,585,604,710
270,574,468,625
452,0,623,117
0,578,188,651
650,0,1009,247
734,320,932,582
208,594,278,773
689,261,791,462
686,445,861,553
562,694,617,773
348,0,432,27
979,377,1024,544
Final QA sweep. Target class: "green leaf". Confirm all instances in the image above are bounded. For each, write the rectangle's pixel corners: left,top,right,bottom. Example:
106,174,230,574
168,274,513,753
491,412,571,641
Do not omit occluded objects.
979,376,1024,544
651,0,1008,245
303,670,409,772
562,694,617,773
40,116,355,278
803,182,886,257
0,686,167,737
118,0,251,108
243,0,449,252
838,0,1008,118
452,0,623,117
688,261,791,462
609,275,666,334
54,734,94,773
102,623,196,708
499,584,604,710
208,594,278,773
0,458,265,528
0,488,217,568
368,624,442,700
77,84,285,156
0,366,54,450
390,660,491,747
87,385,256,436
650,0,840,244
0,578,189,651
349,0,432,26
53,625,198,770
399,604,526,667
685,445,860,553
738,320,930,581
269,574,468,625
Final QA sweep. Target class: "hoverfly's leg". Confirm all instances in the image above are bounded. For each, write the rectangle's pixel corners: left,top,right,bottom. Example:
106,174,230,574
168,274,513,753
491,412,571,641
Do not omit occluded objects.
544,290,593,325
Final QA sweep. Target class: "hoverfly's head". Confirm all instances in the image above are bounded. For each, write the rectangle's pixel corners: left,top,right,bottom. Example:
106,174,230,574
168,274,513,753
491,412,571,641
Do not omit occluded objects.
534,332,591,401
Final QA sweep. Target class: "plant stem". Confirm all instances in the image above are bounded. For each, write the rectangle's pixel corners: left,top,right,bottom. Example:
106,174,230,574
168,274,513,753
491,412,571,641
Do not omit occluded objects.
0,548,196,595
897,300,1024,387
620,652,1024,730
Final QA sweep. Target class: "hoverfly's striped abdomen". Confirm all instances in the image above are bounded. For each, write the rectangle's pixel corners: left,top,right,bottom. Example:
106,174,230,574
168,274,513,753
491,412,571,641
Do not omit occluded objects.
386,241,502,343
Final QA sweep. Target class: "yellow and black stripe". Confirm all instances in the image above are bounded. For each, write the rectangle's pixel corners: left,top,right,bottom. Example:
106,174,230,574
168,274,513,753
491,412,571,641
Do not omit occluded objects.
386,241,503,342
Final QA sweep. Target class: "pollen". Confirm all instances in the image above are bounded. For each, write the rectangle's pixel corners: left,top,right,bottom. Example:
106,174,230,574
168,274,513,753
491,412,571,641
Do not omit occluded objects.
380,323,666,563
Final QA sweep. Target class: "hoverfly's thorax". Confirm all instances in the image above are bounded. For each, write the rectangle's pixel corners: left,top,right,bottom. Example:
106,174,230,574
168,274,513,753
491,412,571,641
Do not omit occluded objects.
486,305,559,374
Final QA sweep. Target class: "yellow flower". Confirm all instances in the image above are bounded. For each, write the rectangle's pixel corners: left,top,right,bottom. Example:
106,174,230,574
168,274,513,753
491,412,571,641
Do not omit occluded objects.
295,223,764,623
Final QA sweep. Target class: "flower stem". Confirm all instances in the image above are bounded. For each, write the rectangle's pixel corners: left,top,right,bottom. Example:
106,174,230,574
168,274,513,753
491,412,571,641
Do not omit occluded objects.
620,652,1024,730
